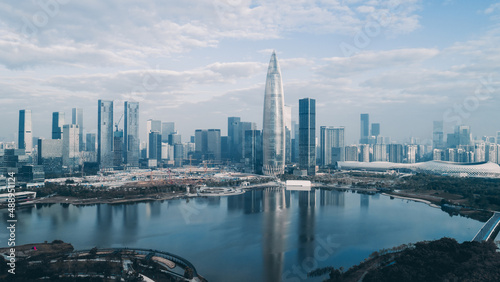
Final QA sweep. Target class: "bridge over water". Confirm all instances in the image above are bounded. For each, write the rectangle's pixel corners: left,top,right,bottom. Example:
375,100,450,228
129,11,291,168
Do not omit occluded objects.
472,212,500,242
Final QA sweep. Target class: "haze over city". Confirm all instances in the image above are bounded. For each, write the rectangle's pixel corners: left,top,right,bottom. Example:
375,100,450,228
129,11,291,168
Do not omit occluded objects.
4,2,500,281
1,1,500,144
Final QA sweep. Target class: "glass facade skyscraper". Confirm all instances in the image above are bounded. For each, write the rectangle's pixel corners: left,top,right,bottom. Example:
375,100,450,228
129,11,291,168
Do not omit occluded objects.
162,122,175,143
52,112,64,140
72,108,84,151
433,120,444,149
299,98,316,175
124,101,139,167
19,109,33,153
146,119,161,158
97,100,114,169
320,126,345,166
262,51,285,176
371,123,380,137
62,124,79,168
228,117,241,161
360,113,369,144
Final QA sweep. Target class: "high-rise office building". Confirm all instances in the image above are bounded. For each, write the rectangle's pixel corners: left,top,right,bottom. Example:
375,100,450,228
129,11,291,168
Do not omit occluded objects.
148,131,162,165
168,132,182,145
262,51,286,176
124,101,139,167
445,148,457,162
37,138,63,174
207,129,221,161
433,121,444,149
239,121,256,161
359,144,370,162
474,143,486,162
221,136,230,160
299,98,316,175
292,121,299,163
372,144,387,161
433,149,443,161
284,105,292,164
195,129,207,154
370,123,380,137
388,144,403,163
345,145,359,161
97,100,114,169
146,119,161,158
72,108,84,150
62,124,79,167
195,129,221,161
228,117,240,161
52,112,64,140
360,114,369,144
161,122,175,143
174,143,184,167
486,143,497,163
19,109,33,153
406,145,417,163
447,125,472,148
113,130,124,167
245,129,263,174
86,133,96,152
320,126,345,166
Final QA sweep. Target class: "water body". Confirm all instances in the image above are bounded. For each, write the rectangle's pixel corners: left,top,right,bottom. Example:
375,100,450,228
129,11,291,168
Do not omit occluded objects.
1,188,486,282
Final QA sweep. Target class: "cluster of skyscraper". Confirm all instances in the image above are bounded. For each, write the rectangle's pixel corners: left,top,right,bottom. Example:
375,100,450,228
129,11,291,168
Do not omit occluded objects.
5,51,500,184
432,122,500,164
12,101,140,178
325,113,424,165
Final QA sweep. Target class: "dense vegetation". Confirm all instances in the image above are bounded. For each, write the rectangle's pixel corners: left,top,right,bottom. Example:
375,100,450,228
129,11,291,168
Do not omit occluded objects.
311,238,500,282
19,181,187,199
398,174,500,211
15,176,270,201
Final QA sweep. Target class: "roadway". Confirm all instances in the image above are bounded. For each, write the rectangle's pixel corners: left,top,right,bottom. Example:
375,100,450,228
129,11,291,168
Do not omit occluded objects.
472,212,500,242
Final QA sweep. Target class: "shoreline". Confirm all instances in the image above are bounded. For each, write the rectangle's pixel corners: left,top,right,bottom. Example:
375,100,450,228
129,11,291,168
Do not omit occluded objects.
381,192,441,208
3,184,495,222
16,193,183,207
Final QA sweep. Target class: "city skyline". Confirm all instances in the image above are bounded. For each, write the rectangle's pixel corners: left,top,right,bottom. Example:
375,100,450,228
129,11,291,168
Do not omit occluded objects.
3,2,500,281
1,2,500,145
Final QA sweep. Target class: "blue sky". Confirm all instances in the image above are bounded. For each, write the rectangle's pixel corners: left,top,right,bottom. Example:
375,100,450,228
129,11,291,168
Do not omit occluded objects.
0,0,499,145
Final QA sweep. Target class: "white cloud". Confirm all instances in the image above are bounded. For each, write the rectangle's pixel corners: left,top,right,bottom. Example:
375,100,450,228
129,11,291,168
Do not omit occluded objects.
318,48,439,77
485,3,500,14
0,1,422,69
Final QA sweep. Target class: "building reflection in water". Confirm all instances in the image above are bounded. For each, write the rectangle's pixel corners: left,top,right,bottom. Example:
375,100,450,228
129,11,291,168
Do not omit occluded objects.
95,204,113,246
145,201,162,219
122,204,139,244
262,187,290,282
244,189,263,214
297,190,316,264
319,189,344,207
360,194,369,210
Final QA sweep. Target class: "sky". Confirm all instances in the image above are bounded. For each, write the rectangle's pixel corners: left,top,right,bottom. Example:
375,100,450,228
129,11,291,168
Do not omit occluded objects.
1,0,500,145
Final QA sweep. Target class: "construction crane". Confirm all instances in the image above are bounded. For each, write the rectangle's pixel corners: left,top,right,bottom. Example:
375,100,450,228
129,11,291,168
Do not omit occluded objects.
115,112,124,132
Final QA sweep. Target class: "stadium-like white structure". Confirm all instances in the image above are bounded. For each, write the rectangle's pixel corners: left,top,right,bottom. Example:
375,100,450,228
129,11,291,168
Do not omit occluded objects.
337,161,500,178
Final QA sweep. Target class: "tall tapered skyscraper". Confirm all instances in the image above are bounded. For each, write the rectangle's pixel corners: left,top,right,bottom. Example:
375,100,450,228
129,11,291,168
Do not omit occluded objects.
262,51,285,176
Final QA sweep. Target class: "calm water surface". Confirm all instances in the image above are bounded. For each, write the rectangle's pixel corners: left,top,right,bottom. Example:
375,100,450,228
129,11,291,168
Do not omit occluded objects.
1,188,486,282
